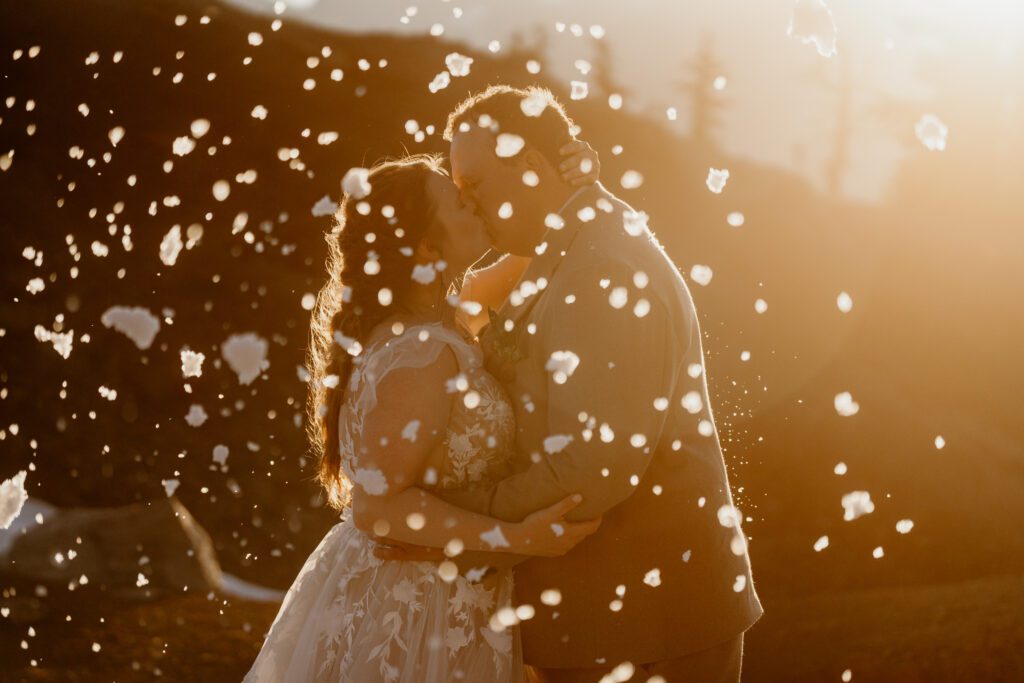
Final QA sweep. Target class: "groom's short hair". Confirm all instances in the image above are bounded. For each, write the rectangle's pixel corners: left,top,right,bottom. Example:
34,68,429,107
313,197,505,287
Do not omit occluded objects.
443,85,576,166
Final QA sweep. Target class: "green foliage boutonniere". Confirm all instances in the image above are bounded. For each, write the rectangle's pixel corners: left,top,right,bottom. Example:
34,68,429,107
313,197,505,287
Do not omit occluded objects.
480,306,526,383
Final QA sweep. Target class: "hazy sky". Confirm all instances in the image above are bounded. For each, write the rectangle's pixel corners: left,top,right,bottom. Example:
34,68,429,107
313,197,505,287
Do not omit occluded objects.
225,0,1023,204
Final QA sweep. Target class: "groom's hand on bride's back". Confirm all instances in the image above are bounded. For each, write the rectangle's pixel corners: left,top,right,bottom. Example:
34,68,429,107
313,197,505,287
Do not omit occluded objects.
558,139,601,186
513,493,602,557
371,494,601,562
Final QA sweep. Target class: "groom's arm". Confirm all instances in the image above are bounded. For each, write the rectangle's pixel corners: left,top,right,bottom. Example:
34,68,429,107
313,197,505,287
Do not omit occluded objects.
443,260,682,524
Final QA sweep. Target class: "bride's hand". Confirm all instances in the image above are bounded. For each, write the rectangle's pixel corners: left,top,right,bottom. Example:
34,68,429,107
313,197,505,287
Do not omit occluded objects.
511,494,602,557
558,139,601,187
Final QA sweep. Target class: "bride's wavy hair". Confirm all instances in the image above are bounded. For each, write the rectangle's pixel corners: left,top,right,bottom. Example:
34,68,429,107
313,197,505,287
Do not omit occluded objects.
307,153,447,510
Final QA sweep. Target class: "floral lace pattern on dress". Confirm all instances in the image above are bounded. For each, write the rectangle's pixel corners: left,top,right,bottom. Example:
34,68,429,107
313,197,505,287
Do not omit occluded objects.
244,323,521,683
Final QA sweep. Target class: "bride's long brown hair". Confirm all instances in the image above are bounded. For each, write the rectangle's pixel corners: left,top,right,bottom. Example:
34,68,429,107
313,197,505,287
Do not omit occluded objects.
306,154,447,510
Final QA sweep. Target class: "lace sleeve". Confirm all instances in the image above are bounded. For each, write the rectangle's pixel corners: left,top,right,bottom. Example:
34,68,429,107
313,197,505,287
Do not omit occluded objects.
349,323,477,418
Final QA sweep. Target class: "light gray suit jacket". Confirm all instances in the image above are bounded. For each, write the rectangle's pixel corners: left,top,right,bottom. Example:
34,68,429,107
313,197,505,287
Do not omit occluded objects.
444,182,763,668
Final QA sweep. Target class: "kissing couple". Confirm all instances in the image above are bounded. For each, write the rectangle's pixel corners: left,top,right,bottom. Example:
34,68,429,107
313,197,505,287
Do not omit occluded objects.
245,85,763,683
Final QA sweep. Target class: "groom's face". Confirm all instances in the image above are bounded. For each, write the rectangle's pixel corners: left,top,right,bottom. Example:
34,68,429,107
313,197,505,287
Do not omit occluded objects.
450,127,545,256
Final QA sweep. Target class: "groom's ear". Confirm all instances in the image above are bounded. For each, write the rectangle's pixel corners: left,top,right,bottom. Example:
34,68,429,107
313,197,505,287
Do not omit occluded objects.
523,148,551,175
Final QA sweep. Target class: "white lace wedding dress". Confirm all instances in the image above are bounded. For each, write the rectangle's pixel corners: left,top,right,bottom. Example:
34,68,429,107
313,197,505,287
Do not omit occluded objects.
244,323,524,682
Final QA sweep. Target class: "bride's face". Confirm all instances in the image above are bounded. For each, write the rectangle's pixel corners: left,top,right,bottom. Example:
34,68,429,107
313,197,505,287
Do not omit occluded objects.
426,173,491,274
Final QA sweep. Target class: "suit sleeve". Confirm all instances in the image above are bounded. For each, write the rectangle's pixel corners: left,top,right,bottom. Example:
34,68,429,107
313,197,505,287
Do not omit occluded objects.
446,258,685,523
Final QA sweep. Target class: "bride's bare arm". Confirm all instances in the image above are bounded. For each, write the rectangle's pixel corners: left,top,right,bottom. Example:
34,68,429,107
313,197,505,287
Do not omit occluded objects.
457,254,532,336
350,346,599,557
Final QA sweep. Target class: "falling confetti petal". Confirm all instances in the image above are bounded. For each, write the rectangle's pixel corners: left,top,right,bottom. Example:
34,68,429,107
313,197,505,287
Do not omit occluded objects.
841,491,874,521
180,349,205,378
190,119,210,138
481,525,510,549
787,0,838,58
341,167,371,199
521,91,548,117
445,52,473,77
545,213,565,230
34,325,74,358
706,168,730,193
172,136,195,156
101,306,161,350
623,210,648,236
915,114,948,151
221,332,270,385
411,263,437,284
428,71,451,93
311,194,338,217
717,504,742,529
609,286,628,308
335,332,363,357
495,133,525,158
108,126,125,147
643,568,662,587
402,420,421,442
543,434,573,454
212,179,231,201
682,390,704,414
896,519,914,534
212,444,229,466
159,226,184,266
0,471,29,530
620,170,644,189
354,468,388,495
690,265,713,286
834,391,859,416
541,589,562,605
545,351,580,384
185,404,208,427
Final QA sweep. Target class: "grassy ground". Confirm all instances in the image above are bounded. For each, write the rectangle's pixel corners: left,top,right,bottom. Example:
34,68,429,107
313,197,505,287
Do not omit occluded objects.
2,573,1022,682
743,573,1024,682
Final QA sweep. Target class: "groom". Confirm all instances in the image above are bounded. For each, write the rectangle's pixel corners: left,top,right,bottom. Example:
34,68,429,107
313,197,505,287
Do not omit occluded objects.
385,85,762,682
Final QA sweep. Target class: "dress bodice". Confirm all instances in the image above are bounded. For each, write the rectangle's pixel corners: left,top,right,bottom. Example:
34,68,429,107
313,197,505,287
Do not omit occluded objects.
338,322,516,495
245,325,522,683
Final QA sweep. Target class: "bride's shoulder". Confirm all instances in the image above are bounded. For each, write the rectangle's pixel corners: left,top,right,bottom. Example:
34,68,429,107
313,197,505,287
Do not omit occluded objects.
357,322,474,377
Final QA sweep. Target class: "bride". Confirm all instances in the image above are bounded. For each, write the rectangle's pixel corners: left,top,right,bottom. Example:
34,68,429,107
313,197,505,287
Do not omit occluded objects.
245,147,601,682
